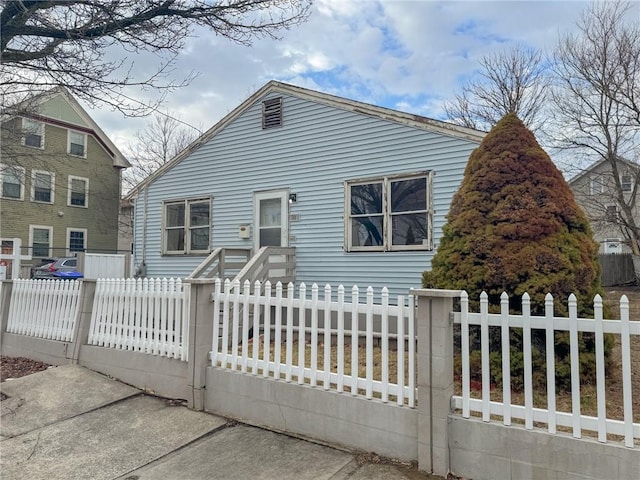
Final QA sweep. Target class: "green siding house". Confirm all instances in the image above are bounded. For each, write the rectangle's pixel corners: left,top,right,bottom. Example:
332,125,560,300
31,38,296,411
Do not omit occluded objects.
0,87,129,267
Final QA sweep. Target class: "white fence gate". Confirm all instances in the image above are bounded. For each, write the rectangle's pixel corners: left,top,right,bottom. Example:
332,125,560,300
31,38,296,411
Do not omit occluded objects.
88,278,190,360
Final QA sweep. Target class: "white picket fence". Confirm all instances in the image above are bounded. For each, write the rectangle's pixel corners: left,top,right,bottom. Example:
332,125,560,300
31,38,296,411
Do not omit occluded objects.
211,278,416,406
88,278,191,360
453,291,640,447
6,279,82,341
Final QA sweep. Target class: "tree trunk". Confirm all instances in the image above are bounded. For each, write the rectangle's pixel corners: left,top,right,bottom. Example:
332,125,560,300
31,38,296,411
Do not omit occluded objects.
632,255,640,285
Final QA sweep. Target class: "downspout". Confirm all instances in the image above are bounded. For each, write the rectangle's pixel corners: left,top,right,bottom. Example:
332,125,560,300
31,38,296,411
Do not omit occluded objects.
134,186,149,277
142,185,148,270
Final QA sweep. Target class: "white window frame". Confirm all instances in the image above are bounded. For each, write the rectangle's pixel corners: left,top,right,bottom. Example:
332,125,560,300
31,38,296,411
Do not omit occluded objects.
67,129,87,158
29,225,53,258
21,118,45,149
0,238,15,255
67,175,89,207
0,164,25,200
66,227,87,256
605,204,619,222
620,174,632,192
31,170,55,204
162,197,211,255
590,176,604,195
345,171,434,252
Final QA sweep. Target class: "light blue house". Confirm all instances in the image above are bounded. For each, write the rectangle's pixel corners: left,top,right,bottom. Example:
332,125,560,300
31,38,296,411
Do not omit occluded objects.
127,81,484,297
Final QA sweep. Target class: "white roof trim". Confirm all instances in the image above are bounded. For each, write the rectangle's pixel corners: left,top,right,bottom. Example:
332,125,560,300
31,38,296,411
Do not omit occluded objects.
126,80,485,199
3,86,130,169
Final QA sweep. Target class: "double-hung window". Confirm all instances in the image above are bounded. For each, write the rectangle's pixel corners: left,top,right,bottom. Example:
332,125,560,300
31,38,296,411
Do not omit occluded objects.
346,172,433,251
31,170,55,203
605,204,619,222
621,174,632,192
29,225,52,257
68,130,87,157
1,164,25,200
67,228,87,255
590,176,604,195
68,176,88,207
163,198,211,254
22,118,44,148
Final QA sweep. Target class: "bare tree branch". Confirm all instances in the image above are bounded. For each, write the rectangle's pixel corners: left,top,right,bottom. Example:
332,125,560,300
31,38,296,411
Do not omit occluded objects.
550,1,640,255
123,110,201,191
0,0,312,116
443,45,550,132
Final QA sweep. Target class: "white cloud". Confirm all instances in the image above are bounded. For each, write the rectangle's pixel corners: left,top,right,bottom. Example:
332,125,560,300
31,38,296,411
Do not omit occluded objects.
84,0,635,163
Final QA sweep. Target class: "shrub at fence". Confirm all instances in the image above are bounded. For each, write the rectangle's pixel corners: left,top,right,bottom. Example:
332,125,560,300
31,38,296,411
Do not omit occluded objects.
454,291,638,447
453,292,614,392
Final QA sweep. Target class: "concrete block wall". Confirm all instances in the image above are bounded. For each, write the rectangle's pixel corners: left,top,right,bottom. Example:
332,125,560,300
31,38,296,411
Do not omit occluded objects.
449,416,640,480
79,345,189,399
0,279,191,400
205,367,418,461
2,279,638,479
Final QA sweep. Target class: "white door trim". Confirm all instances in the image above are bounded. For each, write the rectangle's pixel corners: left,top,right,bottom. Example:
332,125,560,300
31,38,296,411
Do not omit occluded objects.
253,190,289,252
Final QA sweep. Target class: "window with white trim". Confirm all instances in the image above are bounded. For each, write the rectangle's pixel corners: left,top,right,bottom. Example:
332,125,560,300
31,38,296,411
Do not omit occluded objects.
1,239,14,255
1,164,25,200
67,228,87,255
621,174,632,192
605,204,619,222
346,172,433,251
590,176,604,195
68,176,88,207
22,118,45,148
29,225,52,257
163,198,211,254
31,170,55,203
68,130,87,157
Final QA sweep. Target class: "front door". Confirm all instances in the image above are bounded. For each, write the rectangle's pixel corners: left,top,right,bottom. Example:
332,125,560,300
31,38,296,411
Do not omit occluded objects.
254,190,289,251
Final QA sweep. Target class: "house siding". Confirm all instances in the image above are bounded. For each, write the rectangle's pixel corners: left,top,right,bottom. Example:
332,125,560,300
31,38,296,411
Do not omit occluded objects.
570,161,639,254
134,92,479,297
1,110,123,262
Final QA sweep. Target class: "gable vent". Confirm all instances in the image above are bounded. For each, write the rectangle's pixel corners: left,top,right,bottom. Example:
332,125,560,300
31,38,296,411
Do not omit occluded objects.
262,97,283,129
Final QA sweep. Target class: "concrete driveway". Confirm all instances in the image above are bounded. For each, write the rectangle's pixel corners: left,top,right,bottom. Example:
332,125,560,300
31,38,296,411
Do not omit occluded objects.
0,365,436,480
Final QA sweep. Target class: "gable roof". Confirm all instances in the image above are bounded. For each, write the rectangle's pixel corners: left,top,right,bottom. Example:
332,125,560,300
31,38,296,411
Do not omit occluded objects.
125,80,485,199
2,86,130,169
568,157,639,185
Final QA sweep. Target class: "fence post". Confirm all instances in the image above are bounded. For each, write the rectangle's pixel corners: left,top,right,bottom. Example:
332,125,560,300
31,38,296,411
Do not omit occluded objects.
0,280,14,346
411,288,461,477
184,278,216,411
69,279,97,363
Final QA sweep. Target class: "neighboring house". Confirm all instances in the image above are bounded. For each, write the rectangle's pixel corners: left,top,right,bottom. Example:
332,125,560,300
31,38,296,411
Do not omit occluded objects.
0,87,130,268
569,158,640,254
127,81,484,296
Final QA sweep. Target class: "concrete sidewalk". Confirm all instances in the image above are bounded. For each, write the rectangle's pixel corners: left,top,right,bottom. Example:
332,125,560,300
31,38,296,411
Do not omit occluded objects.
0,365,436,480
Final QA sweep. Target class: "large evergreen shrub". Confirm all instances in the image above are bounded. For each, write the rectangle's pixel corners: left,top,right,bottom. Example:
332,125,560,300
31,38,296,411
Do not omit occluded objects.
423,113,608,390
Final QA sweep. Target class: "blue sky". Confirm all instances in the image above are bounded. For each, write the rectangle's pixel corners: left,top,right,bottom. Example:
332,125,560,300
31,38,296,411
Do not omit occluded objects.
87,0,613,152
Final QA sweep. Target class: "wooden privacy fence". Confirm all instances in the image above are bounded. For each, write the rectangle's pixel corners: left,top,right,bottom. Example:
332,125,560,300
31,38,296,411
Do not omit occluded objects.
598,253,636,286
88,278,191,361
6,279,82,342
453,291,639,447
211,278,416,407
